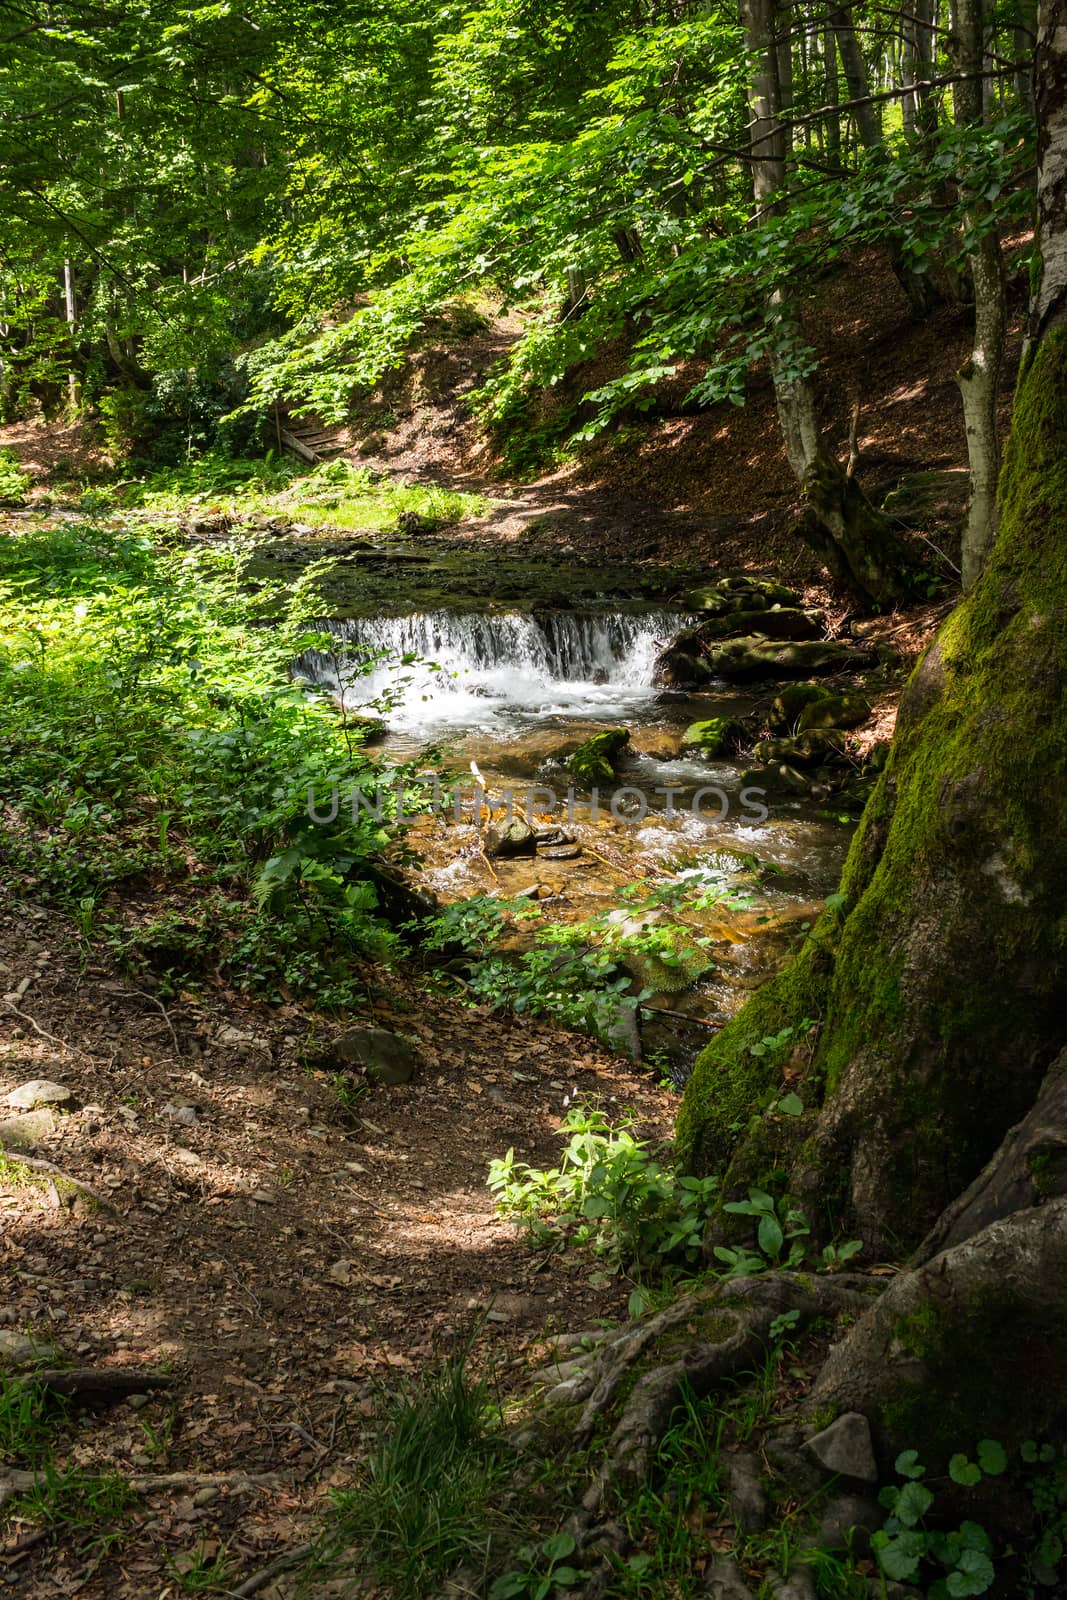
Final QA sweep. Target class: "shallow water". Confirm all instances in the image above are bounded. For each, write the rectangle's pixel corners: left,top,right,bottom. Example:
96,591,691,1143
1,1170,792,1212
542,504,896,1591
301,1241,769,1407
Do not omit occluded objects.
298,602,853,1074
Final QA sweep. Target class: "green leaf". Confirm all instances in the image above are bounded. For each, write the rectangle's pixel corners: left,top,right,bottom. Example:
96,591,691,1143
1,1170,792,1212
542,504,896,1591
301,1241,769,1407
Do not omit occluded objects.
777,1092,804,1116
489,1576,528,1600
976,1439,1006,1476
542,1533,576,1563
945,1549,995,1596
949,1454,983,1487
895,1480,935,1527
553,1568,583,1587
757,1212,784,1258
873,1529,927,1581
894,1449,925,1480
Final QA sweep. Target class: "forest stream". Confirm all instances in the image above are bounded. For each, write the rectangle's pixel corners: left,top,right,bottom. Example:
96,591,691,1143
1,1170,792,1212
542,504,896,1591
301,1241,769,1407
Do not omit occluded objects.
285,545,855,1076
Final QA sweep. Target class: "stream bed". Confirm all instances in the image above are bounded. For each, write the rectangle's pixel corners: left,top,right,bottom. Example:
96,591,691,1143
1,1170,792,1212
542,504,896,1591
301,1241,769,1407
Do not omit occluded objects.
290,546,855,1076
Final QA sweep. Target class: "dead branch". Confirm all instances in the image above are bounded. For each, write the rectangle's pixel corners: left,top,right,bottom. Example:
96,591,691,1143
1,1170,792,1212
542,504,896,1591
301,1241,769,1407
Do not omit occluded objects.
8,1368,175,1402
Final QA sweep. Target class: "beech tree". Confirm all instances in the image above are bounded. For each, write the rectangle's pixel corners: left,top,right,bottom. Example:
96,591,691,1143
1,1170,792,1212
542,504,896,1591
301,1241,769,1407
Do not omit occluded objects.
675,0,1067,1463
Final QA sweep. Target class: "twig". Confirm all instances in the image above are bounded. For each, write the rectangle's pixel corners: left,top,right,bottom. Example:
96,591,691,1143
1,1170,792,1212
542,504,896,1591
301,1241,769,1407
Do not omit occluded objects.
639,1005,720,1030
111,987,183,1059
0,999,91,1059
2,1155,117,1212
229,1541,317,1597
0,1528,50,1563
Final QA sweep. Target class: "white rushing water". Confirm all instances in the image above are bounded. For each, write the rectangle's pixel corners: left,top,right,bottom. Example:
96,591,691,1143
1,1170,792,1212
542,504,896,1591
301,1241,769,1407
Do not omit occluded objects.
295,609,688,732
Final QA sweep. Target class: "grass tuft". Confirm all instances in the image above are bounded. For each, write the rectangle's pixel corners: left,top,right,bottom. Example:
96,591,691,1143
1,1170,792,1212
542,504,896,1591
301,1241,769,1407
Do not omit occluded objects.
322,1342,510,1598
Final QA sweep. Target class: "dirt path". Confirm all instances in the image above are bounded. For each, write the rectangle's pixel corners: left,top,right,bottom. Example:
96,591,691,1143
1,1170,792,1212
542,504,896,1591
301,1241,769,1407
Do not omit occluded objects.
0,899,674,1596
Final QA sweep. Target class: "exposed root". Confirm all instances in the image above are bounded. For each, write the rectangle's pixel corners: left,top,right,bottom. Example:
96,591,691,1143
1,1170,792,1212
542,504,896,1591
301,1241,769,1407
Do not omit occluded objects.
540,1272,875,1516
7,1368,174,1403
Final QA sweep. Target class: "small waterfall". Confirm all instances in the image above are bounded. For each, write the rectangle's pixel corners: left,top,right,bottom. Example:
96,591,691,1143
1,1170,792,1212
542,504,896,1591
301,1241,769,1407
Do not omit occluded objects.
295,608,686,731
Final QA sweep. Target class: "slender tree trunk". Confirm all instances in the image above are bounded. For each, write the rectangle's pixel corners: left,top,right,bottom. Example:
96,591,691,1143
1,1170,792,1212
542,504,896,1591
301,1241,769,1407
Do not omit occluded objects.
62,260,77,413
828,2,880,146
743,0,918,606
952,0,1008,587
831,1,943,317
823,19,841,157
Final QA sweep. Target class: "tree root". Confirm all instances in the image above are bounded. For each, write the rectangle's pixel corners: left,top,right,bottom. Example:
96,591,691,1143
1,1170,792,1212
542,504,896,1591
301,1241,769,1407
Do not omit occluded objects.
7,1368,174,1402
231,1540,317,1597
0,1468,282,1513
537,1272,874,1516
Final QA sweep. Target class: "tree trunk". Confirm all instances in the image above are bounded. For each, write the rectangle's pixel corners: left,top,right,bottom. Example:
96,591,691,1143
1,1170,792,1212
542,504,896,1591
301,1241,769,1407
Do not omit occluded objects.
952,0,1008,588
744,0,919,607
678,0,1067,1252
832,0,943,318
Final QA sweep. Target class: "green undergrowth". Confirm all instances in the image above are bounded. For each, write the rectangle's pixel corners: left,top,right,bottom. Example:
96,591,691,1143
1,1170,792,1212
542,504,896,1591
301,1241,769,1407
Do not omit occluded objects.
0,515,429,1008
421,865,761,1046
0,1382,136,1554
120,451,487,532
314,1344,513,1599
0,447,30,503
487,1102,862,1312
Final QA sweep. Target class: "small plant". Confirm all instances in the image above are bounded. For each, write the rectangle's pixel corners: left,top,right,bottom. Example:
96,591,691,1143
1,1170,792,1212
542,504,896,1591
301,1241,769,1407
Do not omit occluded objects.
139,1408,176,1461
0,1381,64,1466
873,1447,1000,1596
321,1343,508,1599
165,1539,238,1591
488,1104,718,1279
716,1187,811,1274
489,1532,588,1599
9,1463,138,1551
0,447,30,502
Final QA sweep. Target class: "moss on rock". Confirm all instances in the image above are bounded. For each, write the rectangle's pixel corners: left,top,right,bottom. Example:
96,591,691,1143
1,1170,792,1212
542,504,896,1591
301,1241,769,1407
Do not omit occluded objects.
566,728,630,786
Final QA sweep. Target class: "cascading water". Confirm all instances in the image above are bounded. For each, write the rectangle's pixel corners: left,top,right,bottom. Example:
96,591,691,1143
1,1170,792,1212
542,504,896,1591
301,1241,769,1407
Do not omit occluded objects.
295,609,689,732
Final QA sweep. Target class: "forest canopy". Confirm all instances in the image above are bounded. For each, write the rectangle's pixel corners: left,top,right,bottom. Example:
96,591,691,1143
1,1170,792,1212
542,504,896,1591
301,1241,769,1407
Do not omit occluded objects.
0,0,1034,453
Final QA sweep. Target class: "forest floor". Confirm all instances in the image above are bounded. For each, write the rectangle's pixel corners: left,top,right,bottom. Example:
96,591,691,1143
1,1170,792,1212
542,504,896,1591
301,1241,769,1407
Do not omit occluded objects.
0,245,1027,1596
0,899,674,1598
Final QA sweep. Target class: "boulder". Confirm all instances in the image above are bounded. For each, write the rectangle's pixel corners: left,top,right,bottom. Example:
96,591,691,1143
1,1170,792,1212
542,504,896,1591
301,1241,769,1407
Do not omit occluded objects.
751,730,846,768
566,729,630,786
0,1330,65,1370
2,1080,73,1111
802,1412,878,1484
484,818,538,858
331,1026,420,1086
699,608,823,642
0,1109,56,1150
681,717,744,757
767,683,833,734
797,693,871,732
702,638,871,682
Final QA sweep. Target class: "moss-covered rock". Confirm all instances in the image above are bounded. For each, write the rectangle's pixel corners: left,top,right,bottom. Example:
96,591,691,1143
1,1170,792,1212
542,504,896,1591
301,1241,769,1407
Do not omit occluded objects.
797,693,871,732
702,638,871,682
767,683,834,733
699,607,824,642
681,717,744,756
567,728,630,786
751,730,846,768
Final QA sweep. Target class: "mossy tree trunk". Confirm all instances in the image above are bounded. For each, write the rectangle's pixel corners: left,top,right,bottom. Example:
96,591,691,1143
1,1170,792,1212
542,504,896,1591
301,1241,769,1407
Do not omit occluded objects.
678,0,1067,1258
